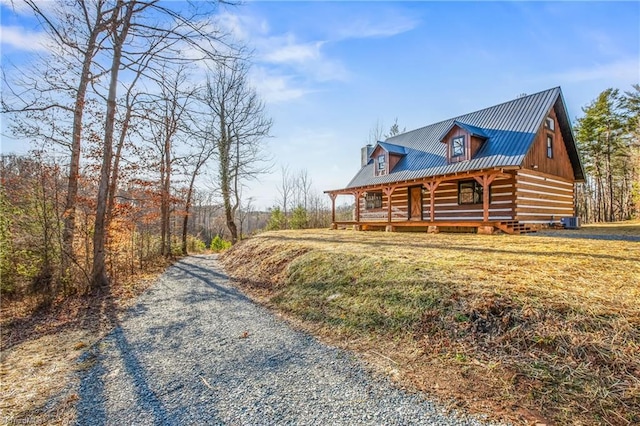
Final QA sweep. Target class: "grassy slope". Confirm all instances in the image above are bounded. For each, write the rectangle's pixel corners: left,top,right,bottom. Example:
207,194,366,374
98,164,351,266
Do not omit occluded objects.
221,227,640,426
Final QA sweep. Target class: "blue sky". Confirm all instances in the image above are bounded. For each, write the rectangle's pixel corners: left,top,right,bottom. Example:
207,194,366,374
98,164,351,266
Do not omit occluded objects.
1,1,639,209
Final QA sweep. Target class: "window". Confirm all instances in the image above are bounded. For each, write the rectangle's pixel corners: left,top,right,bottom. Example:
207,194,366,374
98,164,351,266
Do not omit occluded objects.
377,154,386,171
458,180,483,204
365,191,382,209
452,136,465,157
546,135,553,158
545,116,555,131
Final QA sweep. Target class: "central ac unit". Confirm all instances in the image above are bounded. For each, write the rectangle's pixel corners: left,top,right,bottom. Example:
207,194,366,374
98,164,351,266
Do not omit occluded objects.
560,217,580,229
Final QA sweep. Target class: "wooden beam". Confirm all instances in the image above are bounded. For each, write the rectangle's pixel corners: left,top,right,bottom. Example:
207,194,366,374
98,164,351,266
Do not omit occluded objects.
383,186,396,224
474,174,498,222
354,190,362,223
423,179,442,222
329,193,337,225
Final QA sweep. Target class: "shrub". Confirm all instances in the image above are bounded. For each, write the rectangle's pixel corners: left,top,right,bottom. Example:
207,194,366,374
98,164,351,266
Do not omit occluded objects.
210,235,232,252
187,236,207,253
266,206,286,230
290,206,308,230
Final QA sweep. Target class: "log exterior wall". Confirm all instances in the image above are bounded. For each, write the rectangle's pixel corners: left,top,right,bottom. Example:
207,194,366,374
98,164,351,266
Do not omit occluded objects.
514,169,575,224
425,175,515,221
522,107,574,180
356,173,519,222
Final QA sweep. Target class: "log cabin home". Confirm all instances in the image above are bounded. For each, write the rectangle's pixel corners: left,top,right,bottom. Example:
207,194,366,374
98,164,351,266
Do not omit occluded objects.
325,87,585,234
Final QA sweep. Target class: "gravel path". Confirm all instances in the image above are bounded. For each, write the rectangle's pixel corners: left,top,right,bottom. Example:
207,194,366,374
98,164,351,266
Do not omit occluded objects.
76,255,503,426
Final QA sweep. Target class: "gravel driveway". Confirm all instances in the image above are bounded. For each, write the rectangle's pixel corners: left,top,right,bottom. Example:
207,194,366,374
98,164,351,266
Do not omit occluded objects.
76,255,503,426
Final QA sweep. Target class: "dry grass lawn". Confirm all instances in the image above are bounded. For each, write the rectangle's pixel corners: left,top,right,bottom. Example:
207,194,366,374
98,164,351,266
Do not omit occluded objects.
221,228,640,426
0,330,94,425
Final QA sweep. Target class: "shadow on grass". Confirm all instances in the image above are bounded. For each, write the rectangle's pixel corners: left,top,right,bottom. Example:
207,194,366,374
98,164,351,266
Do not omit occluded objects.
1,292,121,351
263,234,637,263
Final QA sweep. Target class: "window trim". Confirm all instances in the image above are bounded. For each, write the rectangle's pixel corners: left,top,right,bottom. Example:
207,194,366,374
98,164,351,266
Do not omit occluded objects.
546,134,553,159
458,180,484,205
451,135,465,158
365,191,383,210
377,154,386,171
545,116,555,131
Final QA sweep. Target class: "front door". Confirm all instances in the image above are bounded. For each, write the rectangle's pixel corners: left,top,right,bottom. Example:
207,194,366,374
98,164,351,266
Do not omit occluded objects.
409,186,422,220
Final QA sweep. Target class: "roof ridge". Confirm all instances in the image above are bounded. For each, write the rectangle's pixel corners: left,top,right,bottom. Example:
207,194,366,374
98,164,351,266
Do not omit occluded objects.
387,87,560,140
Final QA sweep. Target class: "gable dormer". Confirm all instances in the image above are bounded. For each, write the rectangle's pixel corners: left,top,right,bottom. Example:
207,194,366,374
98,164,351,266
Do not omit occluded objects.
370,141,406,176
439,121,488,163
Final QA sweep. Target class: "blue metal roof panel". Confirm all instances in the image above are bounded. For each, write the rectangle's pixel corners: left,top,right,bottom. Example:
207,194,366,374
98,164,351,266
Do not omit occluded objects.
437,120,490,141
345,87,563,189
374,141,407,155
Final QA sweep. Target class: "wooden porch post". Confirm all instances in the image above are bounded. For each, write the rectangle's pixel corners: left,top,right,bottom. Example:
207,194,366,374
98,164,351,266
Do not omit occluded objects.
329,193,337,229
384,186,397,232
424,179,442,222
354,190,362,223
474,174,497,222
383,186,396,224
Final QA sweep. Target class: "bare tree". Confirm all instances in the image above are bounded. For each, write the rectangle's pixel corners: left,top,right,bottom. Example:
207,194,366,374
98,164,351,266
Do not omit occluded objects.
92,0,137,288
385,117,405,138
90,0,231,287
277,165,294,226
180,116,216,255
296,169,312,210
367,119,385,145
3,0,112,281
202,58,272,244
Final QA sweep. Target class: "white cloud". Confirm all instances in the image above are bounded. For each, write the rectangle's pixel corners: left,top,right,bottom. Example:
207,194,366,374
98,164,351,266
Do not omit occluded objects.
335,16,419,40
216,12,269,43
261,37,323,64
215,8,417,105
249,67,311,104
0,25,50,52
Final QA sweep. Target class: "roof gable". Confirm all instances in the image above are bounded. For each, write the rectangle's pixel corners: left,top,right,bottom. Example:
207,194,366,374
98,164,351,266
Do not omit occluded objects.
371,141,407,156
438,121,489,142
344,87,584,189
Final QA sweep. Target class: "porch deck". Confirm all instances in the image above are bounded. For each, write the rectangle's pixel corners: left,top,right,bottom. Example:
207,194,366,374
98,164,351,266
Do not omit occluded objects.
332,220,537,235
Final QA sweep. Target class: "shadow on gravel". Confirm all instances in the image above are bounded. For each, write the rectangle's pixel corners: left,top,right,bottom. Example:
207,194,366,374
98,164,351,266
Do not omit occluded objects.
75,258,231,425
172,261,250,303
76,299,180,425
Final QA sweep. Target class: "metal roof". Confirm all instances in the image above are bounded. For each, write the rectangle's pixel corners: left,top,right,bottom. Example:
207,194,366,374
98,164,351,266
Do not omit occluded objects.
342,87,584,190
373,141,407,156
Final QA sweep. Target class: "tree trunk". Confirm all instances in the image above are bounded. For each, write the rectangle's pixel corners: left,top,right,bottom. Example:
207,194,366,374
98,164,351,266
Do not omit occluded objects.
91,0,132,290
181,174,197,255
62,6,102,280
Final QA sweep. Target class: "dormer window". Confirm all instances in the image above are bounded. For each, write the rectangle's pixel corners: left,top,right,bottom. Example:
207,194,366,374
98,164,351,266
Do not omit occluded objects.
452,136,465,157
545,116,555,131
377,154,386,171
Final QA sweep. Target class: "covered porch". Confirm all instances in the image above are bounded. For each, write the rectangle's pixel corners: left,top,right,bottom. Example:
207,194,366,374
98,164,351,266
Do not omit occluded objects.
325,168,534,235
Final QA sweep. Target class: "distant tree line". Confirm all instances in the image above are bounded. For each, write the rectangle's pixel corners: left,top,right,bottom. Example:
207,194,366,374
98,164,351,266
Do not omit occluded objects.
265,166,334,230
0,0,270,299
574,85,640,222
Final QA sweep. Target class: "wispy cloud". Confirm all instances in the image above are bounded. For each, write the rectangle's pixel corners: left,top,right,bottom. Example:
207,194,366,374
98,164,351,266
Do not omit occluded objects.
261,37,323,64
0,25,49,51
335,15,419,40
215,8,418,104
249,67,311,104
